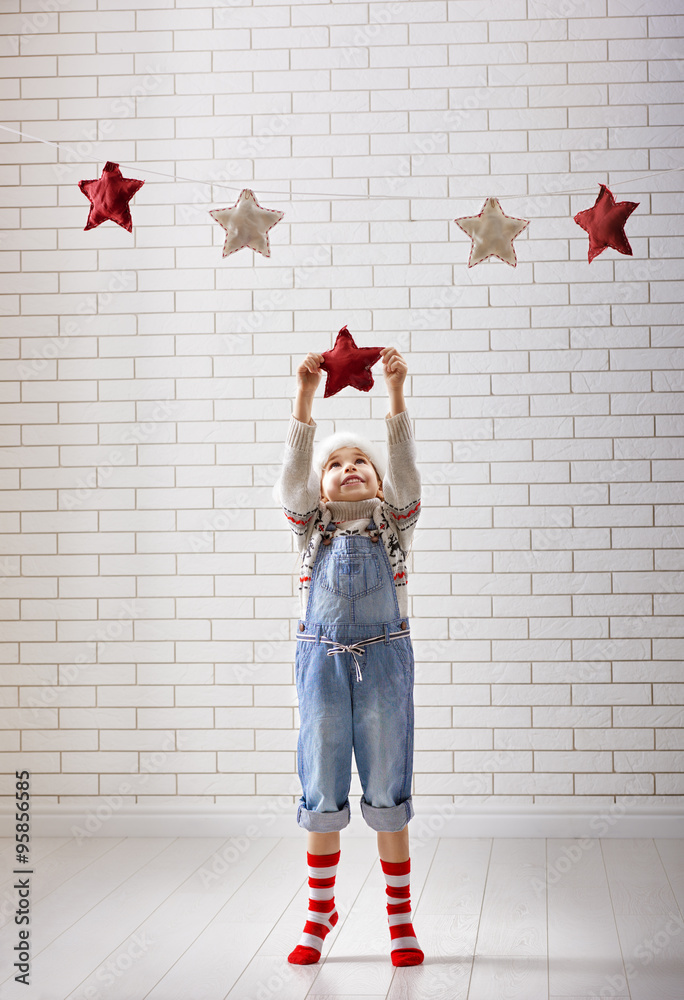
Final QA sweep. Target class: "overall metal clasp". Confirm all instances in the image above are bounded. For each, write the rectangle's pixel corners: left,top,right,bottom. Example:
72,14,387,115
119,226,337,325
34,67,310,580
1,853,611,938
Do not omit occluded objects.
321,521,337,545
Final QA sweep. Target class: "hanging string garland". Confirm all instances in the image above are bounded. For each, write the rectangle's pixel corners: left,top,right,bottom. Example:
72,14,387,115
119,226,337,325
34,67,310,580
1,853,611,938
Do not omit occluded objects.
319,326,384,398
573,183,640,263
1,125,679,264
1,124,680,200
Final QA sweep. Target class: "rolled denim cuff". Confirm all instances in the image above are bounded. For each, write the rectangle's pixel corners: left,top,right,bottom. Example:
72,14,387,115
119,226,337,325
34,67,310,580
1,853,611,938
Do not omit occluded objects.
297,798,351,832
359,795,414,832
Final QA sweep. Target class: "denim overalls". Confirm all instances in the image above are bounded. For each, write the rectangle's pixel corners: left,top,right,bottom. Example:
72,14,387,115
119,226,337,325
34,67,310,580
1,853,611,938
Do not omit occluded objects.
294,511,415,833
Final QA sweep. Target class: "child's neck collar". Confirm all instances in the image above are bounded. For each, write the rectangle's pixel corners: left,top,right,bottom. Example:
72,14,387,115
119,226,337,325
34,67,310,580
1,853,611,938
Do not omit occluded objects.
324,497,382,522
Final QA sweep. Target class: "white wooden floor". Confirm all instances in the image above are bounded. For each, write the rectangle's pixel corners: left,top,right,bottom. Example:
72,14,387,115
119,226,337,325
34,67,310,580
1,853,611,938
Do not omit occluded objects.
1,836,683,1000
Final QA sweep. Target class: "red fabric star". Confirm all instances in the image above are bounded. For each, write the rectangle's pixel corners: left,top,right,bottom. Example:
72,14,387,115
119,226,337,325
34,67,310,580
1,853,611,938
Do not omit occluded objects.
320,327,384,398
573,183,639,263
78,161,144,232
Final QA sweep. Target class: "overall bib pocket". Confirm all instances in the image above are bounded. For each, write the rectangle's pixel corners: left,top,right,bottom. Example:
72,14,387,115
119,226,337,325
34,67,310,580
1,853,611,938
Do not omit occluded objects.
318,550,384,600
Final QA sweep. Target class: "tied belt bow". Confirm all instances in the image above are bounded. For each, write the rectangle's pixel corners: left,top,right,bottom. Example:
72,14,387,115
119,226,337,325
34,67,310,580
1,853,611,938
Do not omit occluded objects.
323,638,367,682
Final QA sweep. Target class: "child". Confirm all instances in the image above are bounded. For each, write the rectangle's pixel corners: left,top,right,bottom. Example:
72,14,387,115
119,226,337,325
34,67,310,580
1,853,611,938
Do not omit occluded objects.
273,345,423,968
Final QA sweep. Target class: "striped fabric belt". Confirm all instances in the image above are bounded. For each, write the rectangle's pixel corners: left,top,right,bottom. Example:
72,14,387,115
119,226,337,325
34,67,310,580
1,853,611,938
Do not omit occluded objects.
296,626,411,682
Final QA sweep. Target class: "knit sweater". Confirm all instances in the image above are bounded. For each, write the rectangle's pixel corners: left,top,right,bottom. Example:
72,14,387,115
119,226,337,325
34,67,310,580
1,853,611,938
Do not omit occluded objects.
275,408,422,619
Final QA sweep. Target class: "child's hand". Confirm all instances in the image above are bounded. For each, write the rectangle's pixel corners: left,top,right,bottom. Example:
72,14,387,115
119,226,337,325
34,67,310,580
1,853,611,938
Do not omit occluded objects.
296,352,324,397
381,346,407,392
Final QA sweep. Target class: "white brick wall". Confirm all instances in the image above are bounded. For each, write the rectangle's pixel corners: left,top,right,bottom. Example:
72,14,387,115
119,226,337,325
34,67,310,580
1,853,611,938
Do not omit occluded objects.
1,0,683,833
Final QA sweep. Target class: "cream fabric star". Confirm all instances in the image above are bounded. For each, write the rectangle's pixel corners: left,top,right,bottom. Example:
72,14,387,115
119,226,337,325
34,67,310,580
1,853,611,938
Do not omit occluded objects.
455,196,529,267
209,188,284,258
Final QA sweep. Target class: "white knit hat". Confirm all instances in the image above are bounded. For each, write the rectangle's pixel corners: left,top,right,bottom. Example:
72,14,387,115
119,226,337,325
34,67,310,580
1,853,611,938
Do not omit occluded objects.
313,430,386,482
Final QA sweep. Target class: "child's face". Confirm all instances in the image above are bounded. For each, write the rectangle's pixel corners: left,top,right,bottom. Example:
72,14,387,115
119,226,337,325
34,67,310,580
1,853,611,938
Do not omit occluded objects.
320,446,383,503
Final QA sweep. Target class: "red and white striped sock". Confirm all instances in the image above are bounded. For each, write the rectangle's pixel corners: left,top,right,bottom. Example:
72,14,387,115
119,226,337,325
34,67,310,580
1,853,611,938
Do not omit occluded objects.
380,857,424,966
287,849,340,965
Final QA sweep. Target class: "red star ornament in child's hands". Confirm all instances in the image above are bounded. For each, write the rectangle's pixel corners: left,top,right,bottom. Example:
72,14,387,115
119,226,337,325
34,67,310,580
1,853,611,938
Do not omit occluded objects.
78,161,144,232
454,196,529,267
320,327,384,398
209,188,284,258
573,183,639,263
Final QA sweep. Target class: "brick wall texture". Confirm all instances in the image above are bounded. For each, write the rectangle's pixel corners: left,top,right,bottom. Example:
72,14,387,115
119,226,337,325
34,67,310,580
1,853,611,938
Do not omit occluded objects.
1,0,683,819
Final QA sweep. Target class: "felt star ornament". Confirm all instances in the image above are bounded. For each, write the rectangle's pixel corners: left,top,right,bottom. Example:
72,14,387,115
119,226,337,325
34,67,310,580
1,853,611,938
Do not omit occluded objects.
454,196,529,267
209,188,284,258
573,183,639,263
78,161,144,232
320,326,384,398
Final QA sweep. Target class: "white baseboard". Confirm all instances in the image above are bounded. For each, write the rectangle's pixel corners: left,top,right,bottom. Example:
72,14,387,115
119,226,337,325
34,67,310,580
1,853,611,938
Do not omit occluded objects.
2,806,683,839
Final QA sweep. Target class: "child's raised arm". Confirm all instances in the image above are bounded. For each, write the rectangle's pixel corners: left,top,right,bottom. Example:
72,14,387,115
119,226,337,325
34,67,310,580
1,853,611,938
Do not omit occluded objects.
381,346,408,418
275,353,325,551
379,347,421,554
293,351,324,424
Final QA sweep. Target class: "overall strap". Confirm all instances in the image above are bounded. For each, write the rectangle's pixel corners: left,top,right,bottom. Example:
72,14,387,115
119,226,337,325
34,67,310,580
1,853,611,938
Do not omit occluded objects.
367,513,381,543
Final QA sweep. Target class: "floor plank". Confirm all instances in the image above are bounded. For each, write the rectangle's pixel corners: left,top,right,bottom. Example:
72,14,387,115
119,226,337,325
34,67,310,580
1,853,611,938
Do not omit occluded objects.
547,838,625,997
603,838,679,914
656,838,684,917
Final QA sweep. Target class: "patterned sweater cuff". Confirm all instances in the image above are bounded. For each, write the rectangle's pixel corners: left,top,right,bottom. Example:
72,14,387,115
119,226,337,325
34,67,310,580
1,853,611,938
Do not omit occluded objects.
286,413,317,450
385,408,413,446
